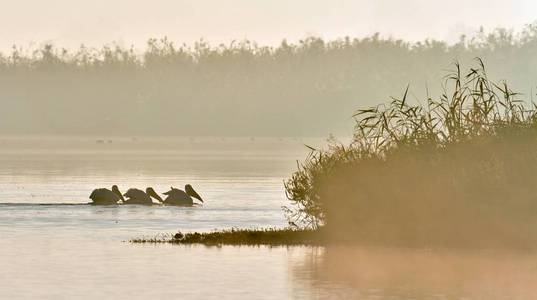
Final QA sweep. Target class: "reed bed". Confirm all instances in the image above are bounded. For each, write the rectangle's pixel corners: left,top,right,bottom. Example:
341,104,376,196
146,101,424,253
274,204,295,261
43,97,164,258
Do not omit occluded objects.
285,60,537,248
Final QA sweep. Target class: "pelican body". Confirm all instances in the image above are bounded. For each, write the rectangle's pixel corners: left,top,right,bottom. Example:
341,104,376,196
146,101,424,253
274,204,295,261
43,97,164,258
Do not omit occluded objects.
159,184,204,206
89,185,124,205
123,187,162,205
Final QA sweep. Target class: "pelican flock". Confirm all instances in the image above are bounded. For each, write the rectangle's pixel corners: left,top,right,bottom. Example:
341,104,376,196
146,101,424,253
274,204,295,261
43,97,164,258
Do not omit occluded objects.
89,185,204,206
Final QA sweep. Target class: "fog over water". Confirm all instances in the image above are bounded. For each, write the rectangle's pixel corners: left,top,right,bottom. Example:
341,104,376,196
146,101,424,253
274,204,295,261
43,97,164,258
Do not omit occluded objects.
2,137,536,299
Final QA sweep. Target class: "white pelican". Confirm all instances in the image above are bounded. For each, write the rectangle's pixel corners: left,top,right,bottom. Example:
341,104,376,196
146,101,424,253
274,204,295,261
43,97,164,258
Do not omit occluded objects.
159,184,204,206
123,187,163,205
89,185,124,205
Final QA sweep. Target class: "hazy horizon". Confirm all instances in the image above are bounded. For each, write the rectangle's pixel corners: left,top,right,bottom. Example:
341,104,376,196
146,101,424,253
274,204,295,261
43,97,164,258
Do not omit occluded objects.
1,0,536,138
0,0,536,51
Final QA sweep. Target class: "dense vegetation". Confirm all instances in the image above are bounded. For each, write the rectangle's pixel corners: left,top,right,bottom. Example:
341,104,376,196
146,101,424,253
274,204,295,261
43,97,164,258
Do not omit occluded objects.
285,60,537,248
1,25,537,136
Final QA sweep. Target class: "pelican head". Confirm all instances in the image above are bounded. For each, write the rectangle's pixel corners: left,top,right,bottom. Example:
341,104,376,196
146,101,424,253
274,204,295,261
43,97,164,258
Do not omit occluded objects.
111,185,125,201
185,184,203,202
146,187,163,202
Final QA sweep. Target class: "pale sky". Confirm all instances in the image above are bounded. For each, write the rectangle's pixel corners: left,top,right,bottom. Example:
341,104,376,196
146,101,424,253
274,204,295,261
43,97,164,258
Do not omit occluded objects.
0,0,535,50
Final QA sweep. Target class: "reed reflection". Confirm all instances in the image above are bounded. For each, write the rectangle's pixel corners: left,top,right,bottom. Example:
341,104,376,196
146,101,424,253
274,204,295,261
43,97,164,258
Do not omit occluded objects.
292,246,537,299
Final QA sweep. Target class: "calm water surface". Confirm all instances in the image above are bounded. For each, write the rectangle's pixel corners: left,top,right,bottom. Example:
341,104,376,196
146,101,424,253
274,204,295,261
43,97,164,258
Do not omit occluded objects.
1,136,536,299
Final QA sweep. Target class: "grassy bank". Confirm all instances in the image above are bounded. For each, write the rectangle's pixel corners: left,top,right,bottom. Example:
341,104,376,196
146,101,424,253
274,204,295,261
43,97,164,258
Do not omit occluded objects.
130,228,323,246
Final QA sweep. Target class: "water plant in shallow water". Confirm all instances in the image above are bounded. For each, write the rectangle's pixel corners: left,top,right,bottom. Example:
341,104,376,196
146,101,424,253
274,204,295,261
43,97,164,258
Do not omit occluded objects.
130,228,322,246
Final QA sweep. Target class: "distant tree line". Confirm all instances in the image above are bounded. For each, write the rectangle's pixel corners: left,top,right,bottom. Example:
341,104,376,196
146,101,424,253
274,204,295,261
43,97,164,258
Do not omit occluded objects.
0,24,536,136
